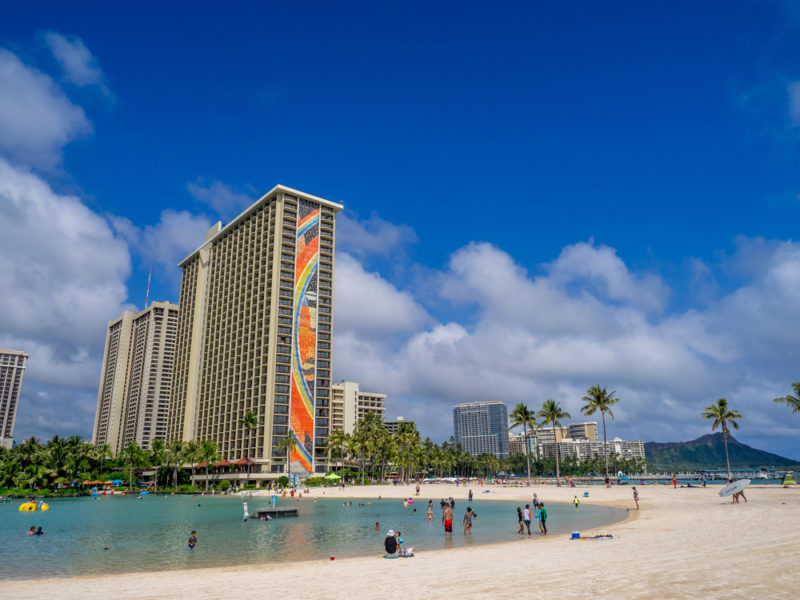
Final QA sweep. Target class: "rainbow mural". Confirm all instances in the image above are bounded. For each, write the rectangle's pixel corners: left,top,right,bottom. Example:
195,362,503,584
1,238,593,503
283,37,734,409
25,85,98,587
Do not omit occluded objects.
289,199,320,475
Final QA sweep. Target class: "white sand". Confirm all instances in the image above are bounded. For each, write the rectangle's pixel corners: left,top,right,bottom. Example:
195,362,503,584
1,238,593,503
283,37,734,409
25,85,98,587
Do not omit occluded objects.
5,483,798,599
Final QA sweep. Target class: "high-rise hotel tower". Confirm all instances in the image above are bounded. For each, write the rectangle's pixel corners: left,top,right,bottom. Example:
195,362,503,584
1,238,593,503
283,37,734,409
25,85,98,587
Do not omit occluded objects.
0,348,29,450
167,185,341,478
93,302,179,454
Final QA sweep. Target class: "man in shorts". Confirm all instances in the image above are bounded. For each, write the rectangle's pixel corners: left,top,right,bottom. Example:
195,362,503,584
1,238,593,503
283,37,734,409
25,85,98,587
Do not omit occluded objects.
188,530,197,550
443,504,454,537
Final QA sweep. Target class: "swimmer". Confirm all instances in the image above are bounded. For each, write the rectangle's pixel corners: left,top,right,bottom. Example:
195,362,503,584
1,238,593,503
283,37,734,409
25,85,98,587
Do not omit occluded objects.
375,522,380,531
426,506,433,521
27,526,35,536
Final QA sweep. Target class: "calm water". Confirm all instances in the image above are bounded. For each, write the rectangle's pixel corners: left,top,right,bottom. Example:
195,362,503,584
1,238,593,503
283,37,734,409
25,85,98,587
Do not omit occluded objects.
0,494,627,579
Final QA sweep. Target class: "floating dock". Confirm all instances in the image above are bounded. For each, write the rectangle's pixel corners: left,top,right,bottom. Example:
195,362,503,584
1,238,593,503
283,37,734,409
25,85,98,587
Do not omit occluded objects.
253,507,299,518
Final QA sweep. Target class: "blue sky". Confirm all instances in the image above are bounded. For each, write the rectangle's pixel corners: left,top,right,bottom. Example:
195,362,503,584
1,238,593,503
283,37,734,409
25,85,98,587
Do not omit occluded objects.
1,2,799,458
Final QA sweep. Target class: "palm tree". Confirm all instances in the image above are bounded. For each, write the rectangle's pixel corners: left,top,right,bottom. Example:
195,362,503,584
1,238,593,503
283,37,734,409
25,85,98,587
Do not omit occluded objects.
581,386,620,481
702,398,742,480
774,382,800,414
167,439,185,488
183,440,201,488
326,430,349,476
94,443,113,478
199,440,220,491
538,399,571,487
118,442,146,491
276,432,299,484
239,410,260,485
509,403,537,484
149,439,166,493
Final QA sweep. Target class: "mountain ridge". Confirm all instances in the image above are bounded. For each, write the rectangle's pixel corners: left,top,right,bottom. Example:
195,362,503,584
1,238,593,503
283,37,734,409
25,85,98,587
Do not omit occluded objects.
644,433,799,470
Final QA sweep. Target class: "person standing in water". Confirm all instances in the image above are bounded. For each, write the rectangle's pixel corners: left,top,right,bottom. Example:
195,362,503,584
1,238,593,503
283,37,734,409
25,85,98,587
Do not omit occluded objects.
188,530,197,549
573,496,580,510
516,507,524,534
536,504,547,535
463,507,477,535
442,503,454,537
522,504,532,535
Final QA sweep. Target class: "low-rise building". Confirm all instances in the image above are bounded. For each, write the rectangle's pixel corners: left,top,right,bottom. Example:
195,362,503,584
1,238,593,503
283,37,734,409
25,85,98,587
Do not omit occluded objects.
384,416,415,434
330,381,386,434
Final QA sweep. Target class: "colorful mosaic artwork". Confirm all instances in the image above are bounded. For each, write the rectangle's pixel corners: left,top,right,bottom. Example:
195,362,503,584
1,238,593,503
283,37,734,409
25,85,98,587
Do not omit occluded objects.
290,199,319,475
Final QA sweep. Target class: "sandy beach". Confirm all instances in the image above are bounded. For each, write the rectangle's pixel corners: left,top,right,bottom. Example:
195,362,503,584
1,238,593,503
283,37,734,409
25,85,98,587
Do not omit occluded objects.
4,482,797,599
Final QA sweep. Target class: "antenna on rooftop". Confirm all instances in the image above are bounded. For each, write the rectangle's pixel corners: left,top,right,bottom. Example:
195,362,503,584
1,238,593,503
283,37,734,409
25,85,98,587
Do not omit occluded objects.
144,264,152,309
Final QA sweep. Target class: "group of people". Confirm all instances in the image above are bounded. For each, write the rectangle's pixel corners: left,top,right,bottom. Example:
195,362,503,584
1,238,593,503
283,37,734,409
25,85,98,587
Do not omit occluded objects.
26,526,45,536
517,497,547,536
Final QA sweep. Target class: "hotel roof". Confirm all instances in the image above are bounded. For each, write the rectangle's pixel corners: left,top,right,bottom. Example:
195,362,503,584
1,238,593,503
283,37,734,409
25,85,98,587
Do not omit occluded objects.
178,184,343,267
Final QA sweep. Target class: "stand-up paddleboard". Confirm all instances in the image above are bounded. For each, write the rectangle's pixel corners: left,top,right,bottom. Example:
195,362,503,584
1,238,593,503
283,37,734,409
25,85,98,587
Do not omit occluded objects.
719,479,750,497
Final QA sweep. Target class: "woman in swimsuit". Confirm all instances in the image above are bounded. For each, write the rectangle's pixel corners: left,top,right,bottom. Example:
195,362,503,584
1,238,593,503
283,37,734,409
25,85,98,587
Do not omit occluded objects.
463,507,476,535
517,506,524,534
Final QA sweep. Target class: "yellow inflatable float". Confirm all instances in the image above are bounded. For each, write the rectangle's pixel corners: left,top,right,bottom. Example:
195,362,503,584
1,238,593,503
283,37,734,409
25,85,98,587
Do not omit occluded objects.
18,501,37,512
40,503,49,511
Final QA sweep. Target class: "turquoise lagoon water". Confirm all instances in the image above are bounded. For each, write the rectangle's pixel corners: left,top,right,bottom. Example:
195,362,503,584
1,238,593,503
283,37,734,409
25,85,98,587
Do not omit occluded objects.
0,494,627,579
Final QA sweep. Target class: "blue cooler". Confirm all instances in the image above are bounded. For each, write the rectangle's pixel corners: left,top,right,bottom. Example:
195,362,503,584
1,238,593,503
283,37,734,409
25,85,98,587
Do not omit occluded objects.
571,531,581,539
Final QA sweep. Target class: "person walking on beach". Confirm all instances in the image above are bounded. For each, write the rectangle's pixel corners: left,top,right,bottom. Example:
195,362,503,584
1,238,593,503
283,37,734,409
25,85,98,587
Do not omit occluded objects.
532,493,539,508
573,496,580,510
522,504,532,535
468,489,473,503
536,504,547,535
516,507,524,534
188,530,197,550
633,487,639,510
463,507,477,535
672,475,677,489
443,504,454,537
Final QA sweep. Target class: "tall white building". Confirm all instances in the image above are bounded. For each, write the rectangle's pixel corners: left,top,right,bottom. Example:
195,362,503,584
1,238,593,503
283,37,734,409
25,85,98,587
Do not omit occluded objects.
93,301,179,454
330,381,386,434
0,348,28,449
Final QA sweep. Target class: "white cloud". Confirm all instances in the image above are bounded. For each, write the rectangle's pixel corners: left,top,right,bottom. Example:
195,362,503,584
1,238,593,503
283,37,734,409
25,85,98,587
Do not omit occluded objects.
0,158,132,439
0,48,91,168
187,179,254,220
336,213,417,259
333,235,800,458
334,253,430,340
113,210,213,284
43,32,108,93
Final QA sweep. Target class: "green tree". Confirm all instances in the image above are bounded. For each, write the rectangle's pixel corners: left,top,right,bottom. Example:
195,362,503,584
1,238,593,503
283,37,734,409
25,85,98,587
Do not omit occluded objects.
581,385,620,480
702,398,742,480
326,430,349,476
183,440,202,487
118,442,146,491
199,439,220,491
149,439,166,493
774,382,800,414
239,410,261,485
94,443,113,478
538,399,571,487
276,433,299,483
509,403,537,484
167,439,185,488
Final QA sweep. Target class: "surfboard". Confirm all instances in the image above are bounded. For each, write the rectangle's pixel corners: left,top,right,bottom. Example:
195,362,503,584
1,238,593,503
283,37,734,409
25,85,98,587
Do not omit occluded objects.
719,479,750,497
